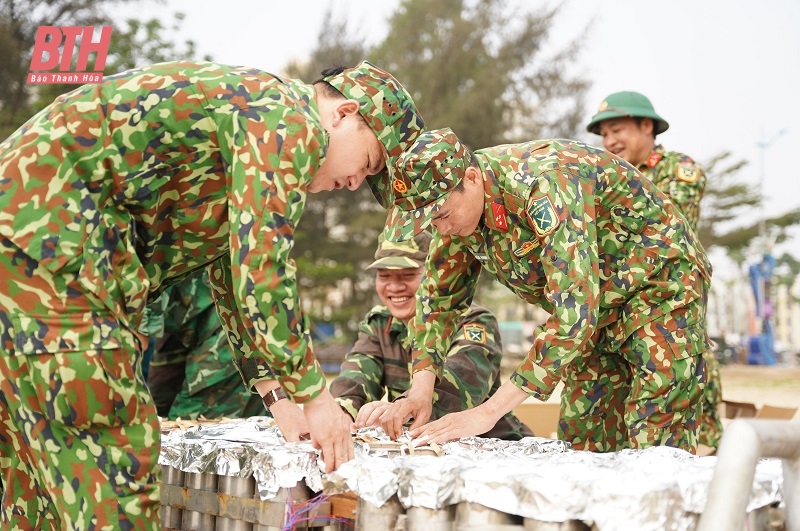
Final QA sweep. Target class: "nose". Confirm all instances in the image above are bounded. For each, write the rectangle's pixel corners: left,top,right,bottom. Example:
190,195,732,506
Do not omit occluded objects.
346,173,366,191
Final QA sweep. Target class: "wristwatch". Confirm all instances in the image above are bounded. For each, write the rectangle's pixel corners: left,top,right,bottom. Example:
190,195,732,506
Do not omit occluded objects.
262,387,288,413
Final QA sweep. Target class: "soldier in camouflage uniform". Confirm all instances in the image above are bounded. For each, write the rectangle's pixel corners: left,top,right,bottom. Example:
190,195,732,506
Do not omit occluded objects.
146,269,264,420
587,92,723,449
0,60,424,530
379,129,712,455
330,231,533,440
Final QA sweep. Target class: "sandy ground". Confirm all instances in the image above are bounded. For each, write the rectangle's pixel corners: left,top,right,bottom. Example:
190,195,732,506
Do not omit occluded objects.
516,362,800,417
718,363,800,413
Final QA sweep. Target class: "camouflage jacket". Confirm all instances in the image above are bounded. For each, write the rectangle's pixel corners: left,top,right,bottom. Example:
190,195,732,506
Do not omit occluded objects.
330,305,533,440
148,270,240,393
410,140,712,401
0,62,327,403
638,144,706,230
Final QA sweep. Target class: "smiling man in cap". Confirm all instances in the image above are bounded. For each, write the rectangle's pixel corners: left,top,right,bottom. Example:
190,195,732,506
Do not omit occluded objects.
587,91,721,451
0,59,423,529
376,128,713,456
330,231,533,440
586,91,707,230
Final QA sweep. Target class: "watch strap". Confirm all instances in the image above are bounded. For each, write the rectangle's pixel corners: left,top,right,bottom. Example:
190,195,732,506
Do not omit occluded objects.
262,387,288,412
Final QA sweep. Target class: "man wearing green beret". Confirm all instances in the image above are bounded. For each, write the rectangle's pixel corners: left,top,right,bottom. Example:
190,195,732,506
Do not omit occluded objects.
377,129,713,456
0,59,424,529
587,92,722,450
330,231,534,440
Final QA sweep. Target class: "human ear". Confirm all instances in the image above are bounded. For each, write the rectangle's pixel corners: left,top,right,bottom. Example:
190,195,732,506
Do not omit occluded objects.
464,166,482,187
332,99,361,125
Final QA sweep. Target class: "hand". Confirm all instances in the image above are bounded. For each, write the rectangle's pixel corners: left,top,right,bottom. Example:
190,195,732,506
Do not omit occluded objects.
354,401,389,429
378,370,437,439
302,388,355,473
269,399,310,442
409,380,529,444
409,407,496,445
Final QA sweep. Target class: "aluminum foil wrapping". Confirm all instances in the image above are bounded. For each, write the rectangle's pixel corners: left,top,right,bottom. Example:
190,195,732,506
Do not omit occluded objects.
159,420,783,530
326,436,784,531
158,417,324,499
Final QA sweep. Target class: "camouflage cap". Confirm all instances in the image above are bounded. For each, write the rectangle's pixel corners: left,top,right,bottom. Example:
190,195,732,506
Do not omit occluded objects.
366,230,432,270
586,91,669,135
324,60,425,208
382,128,468,242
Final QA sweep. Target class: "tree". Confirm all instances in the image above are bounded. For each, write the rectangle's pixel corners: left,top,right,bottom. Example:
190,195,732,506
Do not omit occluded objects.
698,151,800,261
370,0,589,148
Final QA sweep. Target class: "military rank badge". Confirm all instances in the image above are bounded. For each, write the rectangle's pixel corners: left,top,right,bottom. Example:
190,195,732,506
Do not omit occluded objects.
529,196,559,237
513,239,539,257
464,323,487,343
677,163,699,183
491,203,508,231
646,152,663,168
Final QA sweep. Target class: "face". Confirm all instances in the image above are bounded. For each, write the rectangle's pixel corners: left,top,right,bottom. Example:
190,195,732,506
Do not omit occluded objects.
375,266,424,321
308,102,387,193
598,117,655,167
429,167,485,237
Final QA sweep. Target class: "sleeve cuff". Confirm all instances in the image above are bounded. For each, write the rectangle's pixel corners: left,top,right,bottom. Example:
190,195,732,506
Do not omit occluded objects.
510,367,560,402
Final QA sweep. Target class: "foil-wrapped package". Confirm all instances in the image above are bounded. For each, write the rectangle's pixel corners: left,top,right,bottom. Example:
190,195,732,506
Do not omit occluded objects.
159,418,784,530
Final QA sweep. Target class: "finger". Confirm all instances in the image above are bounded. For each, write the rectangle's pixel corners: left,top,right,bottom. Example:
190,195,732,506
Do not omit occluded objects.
320,440,336,474
388,408,407,440
408,412,429,432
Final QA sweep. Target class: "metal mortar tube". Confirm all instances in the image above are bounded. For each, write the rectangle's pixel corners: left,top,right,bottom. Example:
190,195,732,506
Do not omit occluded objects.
355,495,404,530
161,465,184,529
182,471,218,530
216,475,255,531
406,505,456,531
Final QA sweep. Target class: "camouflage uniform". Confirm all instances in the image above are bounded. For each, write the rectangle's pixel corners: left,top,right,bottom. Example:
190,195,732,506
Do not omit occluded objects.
638,145,706,230
0,60,423,530
146,269,263,420
386,129,713,453
331,305,534,440
638,146,721,449
586,93,721,449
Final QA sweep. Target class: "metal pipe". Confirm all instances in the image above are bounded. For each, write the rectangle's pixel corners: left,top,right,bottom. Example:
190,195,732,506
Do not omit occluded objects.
698,418,800,531
216,475,255,531
406,505,455,531
182,471,218,531
161,465,184,529
455,501,518,526
355,495,403,530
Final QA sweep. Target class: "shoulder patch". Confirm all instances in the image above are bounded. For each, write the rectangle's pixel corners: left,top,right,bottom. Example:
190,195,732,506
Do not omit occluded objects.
528,196,559,237
677,163,699,183
463,323,487,343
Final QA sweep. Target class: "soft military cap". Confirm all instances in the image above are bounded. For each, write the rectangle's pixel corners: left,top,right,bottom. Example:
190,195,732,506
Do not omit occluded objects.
366,230,433,270
324,60,425,209
383,128,469,243
586,91,669,135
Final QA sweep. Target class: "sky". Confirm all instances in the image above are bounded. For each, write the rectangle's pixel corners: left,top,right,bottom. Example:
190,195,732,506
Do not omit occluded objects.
110,0,800,276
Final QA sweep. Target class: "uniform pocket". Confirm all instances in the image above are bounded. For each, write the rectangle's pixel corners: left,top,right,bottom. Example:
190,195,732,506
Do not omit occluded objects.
12,312,136,429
